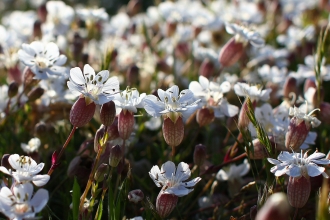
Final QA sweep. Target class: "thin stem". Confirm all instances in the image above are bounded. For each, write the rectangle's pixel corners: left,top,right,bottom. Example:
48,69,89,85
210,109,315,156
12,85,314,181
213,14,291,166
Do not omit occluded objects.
293,208,298,220
48,126,77,176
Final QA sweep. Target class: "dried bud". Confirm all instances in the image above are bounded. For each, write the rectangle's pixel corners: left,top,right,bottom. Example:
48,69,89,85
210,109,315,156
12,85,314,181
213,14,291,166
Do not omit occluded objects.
118,110,135,140
194,144,207,167
128,189,144,203
287,176,311,208
162,115,184,148
256,193,290,220
283,77,297,99
100,101,116,126
70,96,96,127
109,145,123,167
285,117,310,151
27,87,44,102
106,118,120,140
196,108,215,127
7,82,19,98
199,58,215,78
126,64,139,86
94,163,109,182
156,191,178,218
218,37,245,67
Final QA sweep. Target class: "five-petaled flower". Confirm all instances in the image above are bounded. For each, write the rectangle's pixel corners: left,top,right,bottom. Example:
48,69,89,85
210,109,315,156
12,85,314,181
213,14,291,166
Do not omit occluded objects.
18,41,67,79
67,64,120,105
149,161,201,197
0,154,50,187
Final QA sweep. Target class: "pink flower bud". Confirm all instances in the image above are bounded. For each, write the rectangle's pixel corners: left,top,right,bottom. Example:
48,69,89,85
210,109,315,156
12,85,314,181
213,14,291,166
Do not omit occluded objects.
118,110,135,140
303,78,316,94
106,118,120,140
156,191,178,219
283,76,297,99
128,189,144,203
162,116,184,148
238,99,256,130
94,126,106,153
126,64,139,86
37,3,47,23
196,108,215,127
33,20,42,40
7,82,19,98
109,145,123,167
70,96,96,127
287,176,311,208
319,102,330,125
100,101,116,126
199,58,215,78
194,144,207,167
256,193,290,220
8,66,22,85
50,150,60,171
285,117,310,151
27,87,44,102
218,37,245,67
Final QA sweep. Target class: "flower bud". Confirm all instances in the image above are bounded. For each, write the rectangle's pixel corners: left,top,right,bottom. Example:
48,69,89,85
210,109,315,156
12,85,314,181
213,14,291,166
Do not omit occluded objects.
37,3,47,23
319,102,330,125
303,78,316,94
23,67,38,90
7,82,19,98
8,66,22,85
106,118,120,140
27,87,44,102
127,0,141,17
238,99,256,130
256,192,290,220
118,110,135,140
128,189,144,203
126,64,139,86
94,163,109,183
283,77,297,99
94,126,106,153
109,145,123,167
196,108,215,127
100,101,116,126
218,37,245,67
1,154,10,170
156,191,178,219
162,115,184,148
33,20,42,40
199,58,215,78
194,144,207,167
285,117,310,151
70,96,96,127
34,121,47,138
287,176,311,208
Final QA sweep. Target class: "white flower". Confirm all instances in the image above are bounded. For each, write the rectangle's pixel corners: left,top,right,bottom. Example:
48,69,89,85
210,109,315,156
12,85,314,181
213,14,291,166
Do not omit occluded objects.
0,154,50,187
76,7,109,23
234,82,271,102
143,85,200,121
149,161,201,197
21,138,41,154
113,87,146,113
189,76,238,117
18,41,67,79
258,65,288,85
289,105,321,128
268,151,330,178
0,183,48,220
225,23,265,47
216,159,250,182
67,64,120,105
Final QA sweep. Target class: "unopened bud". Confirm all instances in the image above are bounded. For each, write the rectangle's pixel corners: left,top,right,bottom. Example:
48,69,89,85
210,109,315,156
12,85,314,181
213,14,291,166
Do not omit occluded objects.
303,78,316,94
94,163,109,182
127,0,141,17
285,117,310,151
109,145,123,167
156,191,178,218
283,77,297,99
156,60,171,74
238,99,256,130
70,96,96,127
194,144,207,167
118,110,135,140
94,126,106,153
319,102,330,125
199,58,215,78
106,118,120,140
1,154,10,170
128,189,144,203
287,176,311,208
33,20,42,39
27,87,44,102
218,37,245,67
196,108,215,127
162,115,184,148
126,64,139,86
165,21,177,37
34,122,47,138
256,192,290,220
100,101,116,126
7,82,19,98
23,67,38,89
37,4,47,23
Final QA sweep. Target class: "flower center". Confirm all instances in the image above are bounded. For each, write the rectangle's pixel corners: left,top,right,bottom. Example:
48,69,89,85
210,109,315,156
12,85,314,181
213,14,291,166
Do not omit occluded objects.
86,84,102,100
35,57,49,69
14,203,29,214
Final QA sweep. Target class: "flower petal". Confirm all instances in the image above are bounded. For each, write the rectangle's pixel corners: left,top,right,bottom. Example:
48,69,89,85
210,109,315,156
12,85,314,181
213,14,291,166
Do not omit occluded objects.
32,174,50,187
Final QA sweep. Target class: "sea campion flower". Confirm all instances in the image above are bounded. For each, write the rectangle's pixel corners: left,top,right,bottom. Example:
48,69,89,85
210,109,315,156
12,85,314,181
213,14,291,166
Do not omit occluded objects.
268,151,330,208
0,183,49,220
149,161,201,218
21,137,41,154
18,41,67,79
189,76,238,126
67,64,120,105
285,105,320,151
114,87,146,140
144,85,200,150
0,154,50,187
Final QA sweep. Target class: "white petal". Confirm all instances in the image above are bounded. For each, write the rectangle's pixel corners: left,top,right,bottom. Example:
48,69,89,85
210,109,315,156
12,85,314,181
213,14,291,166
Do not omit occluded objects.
8,154,20,170
70,67,85,85
161,161,176,179
32,174,50,186
14,183,34,201
95,70,110,85
45,42,60,59
219,81,231,93
278,151,294,162
199,76,209,89
306,164,324,177
53,54,67,65
308,152,326,160
103,76,120,94
175,162,190,182
216,169,228,181
30,188,49,212
167,85,179,97
267,158,281,165
218,100,239,117
83,64,96,80
165,185,193,197
188,81,204,96
0,166,11,175
179,89,194,103
287,165,301,177
181,177,201,187
238,159,250,176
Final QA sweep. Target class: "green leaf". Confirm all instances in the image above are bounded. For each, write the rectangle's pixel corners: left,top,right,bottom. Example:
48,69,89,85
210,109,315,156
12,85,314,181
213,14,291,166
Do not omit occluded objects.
72,177,81,220
94,197,104,220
